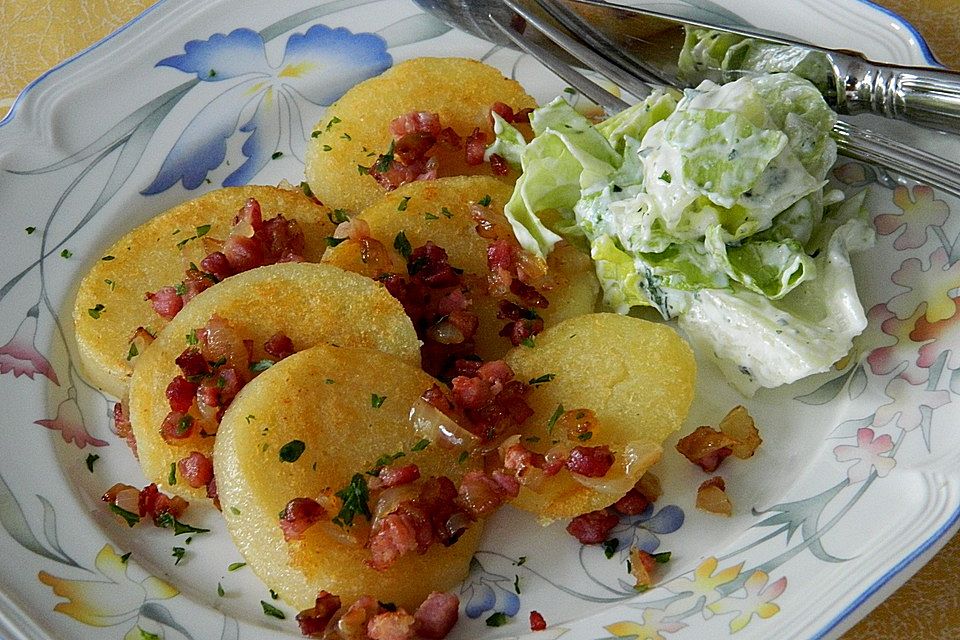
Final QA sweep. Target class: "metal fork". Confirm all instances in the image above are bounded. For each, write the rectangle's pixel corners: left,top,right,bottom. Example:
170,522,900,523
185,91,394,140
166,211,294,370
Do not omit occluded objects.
488,0,960,200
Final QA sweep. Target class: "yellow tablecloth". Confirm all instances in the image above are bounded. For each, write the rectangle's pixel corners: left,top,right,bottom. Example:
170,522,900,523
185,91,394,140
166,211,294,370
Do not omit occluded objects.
2,1,958,638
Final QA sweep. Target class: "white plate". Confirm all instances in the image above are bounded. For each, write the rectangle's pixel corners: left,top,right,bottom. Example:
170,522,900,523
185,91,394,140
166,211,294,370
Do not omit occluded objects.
0,1,957,639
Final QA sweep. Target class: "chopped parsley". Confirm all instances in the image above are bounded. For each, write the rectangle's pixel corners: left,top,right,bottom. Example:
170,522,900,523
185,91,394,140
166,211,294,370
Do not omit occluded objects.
528,373,555,386
85,453,99,472
477,194,492,207
271,151,284,159
245,414,255,424
375,140,396,173
325,116,342,131
332,473,371,528
120,552,132,563
370,450,405,471
602,539,619,559
577,431,593,442
279,439,306,463
322,144,332,152
652,551,672,563
440,207,453,218
228,562,246,572
325,236,348,247
393,231,412,259
485,612,510,627
126,343,139,361
168,462,177,485
327,208,349,225
250,359,274,372
25,227,36,235
217,582,225,597
457,450,469,464
261,600,286,619
110,504,141,528
230,506,241,515
104,278,115,291
101,255,115,261
424,212,439,220
172,547,186,565
60,249,72,259
270,589,279,600
521,336,536,348
156,513,210,536
546,404,564,434
371,393,386,408
513,575,521,594
325,378,335,385
514,556,527,566
137,628,161,640
397,196,411,211
410,438,430,452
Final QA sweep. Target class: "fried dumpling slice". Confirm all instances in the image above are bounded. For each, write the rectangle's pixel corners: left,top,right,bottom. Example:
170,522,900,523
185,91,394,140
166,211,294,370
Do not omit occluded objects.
304,57,536,214
127,262,419,499
73,185,334,397
503,313,696,521
214,343,481,611
322,175,599,364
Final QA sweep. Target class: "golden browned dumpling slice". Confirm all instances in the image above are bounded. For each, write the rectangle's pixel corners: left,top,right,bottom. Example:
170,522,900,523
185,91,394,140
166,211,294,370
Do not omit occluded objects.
504,313,696,521
304,57,536,214
128,262,419,499
214,344,482,611
73,185,334,398
322,175,599,363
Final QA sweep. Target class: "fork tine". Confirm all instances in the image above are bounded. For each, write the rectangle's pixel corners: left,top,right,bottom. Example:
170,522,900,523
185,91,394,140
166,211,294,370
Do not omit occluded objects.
532,0,673,87
501,0,651,100
487,12,630,114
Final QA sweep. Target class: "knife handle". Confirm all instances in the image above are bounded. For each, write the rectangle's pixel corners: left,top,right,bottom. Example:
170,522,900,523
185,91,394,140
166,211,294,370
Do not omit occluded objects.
844,62,960,135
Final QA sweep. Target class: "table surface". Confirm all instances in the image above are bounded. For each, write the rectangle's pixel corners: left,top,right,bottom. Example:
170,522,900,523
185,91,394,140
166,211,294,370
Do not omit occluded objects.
2,1,959,638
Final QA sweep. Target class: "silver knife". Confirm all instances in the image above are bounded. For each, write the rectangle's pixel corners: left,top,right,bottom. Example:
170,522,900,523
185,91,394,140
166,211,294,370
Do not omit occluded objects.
549,0,960,135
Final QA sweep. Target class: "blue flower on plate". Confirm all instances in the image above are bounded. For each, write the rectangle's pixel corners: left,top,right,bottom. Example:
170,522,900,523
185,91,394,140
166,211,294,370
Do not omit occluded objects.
610,504,685,555
460,557,521,619
143,24,391,193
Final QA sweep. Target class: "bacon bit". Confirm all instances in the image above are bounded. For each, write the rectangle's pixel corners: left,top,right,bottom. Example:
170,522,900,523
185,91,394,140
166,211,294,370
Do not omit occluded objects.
280,497,328,541
390,111,442,138
464,127,487,165
147,198,305,321
529,610,547,632
437,127,462,149
113,400,137,457
613,488,650,516
367,507,431,571
630,547,656,591
719,405,762,459
457,470,510,519
697,476,732,516
338,596,382,638
489,153,509,176
177,451,214,489
160,411,194,442
296,591,341,637
377,464,422,489
199,251,234,281
675,425,737,473
414,592,460,639
145,286,183,320
103,482,189,527
566,508,619,544
367,609,416,640
431,361,532,443
175,347,209,378
166,376,198,413
565,445,615,478
264,332,295,360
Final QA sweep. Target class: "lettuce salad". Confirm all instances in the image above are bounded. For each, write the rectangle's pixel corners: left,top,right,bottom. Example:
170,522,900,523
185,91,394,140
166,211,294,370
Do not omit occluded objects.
492,72,873,395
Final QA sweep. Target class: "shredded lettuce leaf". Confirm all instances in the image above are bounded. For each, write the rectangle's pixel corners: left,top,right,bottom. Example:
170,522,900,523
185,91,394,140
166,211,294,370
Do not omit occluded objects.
496,72,872,394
